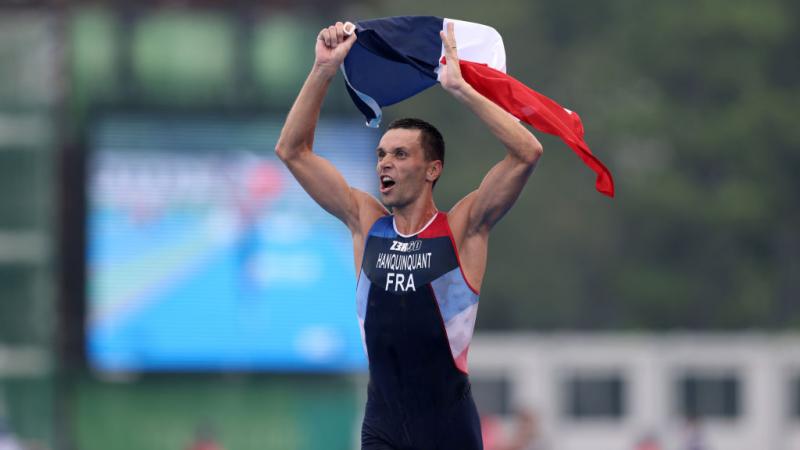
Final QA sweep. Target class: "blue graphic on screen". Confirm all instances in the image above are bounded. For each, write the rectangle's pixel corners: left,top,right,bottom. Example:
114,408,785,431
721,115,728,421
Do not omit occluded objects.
87,115,378,372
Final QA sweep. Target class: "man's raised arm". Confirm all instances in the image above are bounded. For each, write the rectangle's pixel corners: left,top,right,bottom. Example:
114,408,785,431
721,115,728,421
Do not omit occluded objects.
441,23,544,235
275,22,383,233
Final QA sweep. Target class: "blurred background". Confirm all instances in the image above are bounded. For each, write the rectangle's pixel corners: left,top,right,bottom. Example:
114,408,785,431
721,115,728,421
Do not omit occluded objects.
0,0,798,449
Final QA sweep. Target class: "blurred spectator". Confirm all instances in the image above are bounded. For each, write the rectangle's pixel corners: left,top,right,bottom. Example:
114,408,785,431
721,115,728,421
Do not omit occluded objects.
634,433,662,450
483,408,547,450
184,423,225,450
481,414,504,450
0,418,24,450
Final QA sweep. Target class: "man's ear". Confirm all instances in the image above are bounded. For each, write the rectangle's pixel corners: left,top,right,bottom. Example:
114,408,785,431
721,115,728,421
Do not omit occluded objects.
427,160,443,183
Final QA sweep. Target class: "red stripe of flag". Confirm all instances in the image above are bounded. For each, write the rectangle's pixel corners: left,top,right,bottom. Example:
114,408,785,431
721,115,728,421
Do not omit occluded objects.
459,59,615,197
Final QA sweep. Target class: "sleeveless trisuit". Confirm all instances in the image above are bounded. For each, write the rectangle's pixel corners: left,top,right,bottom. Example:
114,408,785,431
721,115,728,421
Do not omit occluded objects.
357,212,482,450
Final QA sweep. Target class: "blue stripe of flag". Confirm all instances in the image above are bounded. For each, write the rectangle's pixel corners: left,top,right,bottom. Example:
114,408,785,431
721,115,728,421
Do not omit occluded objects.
342,16,444,127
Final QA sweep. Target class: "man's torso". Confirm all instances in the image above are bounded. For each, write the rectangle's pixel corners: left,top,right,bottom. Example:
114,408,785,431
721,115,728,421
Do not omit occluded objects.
356,212,483,448
357,212,479,402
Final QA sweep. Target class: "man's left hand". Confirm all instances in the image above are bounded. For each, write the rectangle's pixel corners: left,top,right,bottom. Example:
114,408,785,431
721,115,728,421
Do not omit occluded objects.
439,22,469,94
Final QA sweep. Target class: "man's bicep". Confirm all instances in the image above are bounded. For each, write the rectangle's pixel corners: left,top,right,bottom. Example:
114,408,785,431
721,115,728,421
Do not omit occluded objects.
283,151,363,227
467,156,535,233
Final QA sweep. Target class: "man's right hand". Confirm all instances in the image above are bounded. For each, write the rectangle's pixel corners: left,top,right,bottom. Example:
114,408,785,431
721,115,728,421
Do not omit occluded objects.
314,21,357,78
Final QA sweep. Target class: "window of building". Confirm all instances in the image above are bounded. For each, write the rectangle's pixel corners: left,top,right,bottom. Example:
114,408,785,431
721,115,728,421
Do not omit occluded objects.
563,373,626,420
678,373,740,419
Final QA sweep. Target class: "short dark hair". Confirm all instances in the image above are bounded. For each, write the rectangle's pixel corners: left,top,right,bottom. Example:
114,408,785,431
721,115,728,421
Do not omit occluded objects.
387,118,445,187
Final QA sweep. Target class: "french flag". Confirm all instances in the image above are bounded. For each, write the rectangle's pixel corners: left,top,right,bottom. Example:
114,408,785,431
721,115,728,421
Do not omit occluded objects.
342,16,615,198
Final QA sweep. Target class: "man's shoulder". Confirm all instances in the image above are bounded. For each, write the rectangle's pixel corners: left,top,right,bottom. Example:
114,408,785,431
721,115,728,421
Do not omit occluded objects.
348,188,389,235
445,190,478,228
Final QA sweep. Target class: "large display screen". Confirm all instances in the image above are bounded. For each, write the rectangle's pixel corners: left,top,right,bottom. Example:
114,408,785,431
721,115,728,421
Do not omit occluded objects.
87,114,378,372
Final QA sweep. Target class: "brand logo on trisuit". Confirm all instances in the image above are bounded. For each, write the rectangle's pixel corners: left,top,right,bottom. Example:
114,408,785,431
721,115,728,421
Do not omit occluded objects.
390,240,422,252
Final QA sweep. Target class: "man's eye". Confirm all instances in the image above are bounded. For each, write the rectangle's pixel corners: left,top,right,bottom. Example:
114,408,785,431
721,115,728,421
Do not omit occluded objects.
397,151,406,158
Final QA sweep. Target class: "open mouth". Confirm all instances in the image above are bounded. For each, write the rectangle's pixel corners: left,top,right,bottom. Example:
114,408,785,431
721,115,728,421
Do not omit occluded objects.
380,175,396,193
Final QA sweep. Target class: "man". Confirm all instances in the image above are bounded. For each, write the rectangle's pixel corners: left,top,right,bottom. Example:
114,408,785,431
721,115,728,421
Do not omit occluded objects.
276,21,543,450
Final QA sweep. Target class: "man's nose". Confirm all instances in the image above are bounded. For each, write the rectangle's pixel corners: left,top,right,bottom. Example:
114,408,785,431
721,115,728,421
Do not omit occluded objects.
378,157,393,170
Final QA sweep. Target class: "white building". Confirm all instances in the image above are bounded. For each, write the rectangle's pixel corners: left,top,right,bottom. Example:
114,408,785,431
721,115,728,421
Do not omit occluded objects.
468,333,800,450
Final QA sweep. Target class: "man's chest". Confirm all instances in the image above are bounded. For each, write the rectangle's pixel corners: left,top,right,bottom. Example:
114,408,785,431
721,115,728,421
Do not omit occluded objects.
362,236,458,293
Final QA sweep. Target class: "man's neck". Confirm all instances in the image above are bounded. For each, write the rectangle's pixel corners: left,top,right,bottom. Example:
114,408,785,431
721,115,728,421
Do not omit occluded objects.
391,200,439,236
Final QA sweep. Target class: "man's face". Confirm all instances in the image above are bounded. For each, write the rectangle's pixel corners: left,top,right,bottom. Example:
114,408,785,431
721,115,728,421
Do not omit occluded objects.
376,128,432,209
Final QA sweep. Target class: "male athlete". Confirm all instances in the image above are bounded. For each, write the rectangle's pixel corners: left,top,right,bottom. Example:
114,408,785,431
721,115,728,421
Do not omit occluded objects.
276,21,543,450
